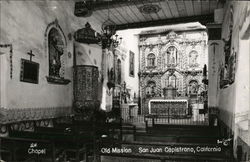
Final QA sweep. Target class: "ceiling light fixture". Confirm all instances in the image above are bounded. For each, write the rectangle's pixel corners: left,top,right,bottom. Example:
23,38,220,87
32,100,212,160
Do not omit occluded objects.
100,1,122,49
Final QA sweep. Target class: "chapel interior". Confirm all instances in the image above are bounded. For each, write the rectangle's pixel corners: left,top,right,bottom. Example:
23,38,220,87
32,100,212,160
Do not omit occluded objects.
0,0,249,162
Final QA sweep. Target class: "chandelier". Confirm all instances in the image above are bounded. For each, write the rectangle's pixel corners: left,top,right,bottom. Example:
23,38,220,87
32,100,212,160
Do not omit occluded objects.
101,2,122,49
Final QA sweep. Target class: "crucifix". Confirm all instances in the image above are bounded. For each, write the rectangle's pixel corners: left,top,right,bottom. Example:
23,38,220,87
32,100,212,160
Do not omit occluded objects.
27,50,35,61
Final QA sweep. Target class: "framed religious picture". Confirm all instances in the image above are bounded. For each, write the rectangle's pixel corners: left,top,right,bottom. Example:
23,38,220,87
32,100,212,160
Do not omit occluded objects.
20,59,39,84
129,50,135,77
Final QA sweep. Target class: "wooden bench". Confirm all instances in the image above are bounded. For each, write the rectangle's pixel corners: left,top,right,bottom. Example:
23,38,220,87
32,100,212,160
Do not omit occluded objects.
9,128,93,162
34,126,94,161
122,125,136,141
105,119,123,141
54,120,123,141
1,135,55,162
54,121,93,131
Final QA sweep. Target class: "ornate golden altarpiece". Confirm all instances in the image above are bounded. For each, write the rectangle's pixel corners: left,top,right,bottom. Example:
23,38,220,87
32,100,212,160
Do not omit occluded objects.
139,31,207,114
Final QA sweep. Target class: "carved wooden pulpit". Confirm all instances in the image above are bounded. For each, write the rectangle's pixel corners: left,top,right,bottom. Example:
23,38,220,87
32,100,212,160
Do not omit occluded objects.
73,65,99,114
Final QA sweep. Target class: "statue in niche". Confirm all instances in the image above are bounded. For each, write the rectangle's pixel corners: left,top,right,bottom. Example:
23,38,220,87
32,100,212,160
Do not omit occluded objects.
189,51,198,67
147,53,156,67
189,80,198,94
146,81,156,97
48,28,64,77
168,75,176,88
166,46,177,67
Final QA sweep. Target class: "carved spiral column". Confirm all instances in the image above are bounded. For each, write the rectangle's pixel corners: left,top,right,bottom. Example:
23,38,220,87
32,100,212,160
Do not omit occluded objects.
183,74,188,96
156,74,162,95
157,44,162,70
141,46,146,69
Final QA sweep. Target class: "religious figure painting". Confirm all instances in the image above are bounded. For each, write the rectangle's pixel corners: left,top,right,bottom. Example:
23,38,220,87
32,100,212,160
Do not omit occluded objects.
117,59,122,84
20,59,39,84
129,51,135,77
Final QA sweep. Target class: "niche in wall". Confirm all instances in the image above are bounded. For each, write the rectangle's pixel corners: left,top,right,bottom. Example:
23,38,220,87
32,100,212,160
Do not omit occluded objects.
45,19,70,85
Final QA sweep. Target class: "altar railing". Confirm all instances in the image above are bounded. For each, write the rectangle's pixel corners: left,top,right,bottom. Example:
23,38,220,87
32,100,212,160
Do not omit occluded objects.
144,108,209,126
121,104,143,124
120,105,208,126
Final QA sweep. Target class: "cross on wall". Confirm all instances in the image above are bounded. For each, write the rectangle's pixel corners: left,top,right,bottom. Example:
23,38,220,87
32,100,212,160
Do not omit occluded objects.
27,50,35,61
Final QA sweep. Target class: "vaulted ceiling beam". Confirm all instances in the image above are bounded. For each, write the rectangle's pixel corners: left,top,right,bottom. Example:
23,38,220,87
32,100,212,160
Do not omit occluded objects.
111,14,214,31
80,0,164,10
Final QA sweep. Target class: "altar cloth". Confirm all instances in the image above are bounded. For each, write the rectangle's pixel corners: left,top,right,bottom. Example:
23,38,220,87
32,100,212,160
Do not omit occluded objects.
148,99,188,114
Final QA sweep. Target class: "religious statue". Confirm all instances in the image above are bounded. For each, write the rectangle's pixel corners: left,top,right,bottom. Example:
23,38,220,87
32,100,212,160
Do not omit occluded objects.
51,51,62,77
166,46,177,67
146,81,156,97
168,75,176,88
49,28,64,77
191,55,198,65
189,51,198,67
189,81,198,94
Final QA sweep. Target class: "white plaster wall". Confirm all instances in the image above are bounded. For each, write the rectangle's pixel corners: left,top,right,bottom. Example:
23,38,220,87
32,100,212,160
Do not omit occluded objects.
208,40,223,108
0,1,102,109
218,85,236,128
218,1,250,130
235,39,249,115
75,42,102,70
116,30,140,97
102,49,114,111
0,49,9,108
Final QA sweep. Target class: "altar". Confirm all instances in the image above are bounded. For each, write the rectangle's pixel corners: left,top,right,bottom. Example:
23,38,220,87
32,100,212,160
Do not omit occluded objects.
148,99,189,116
